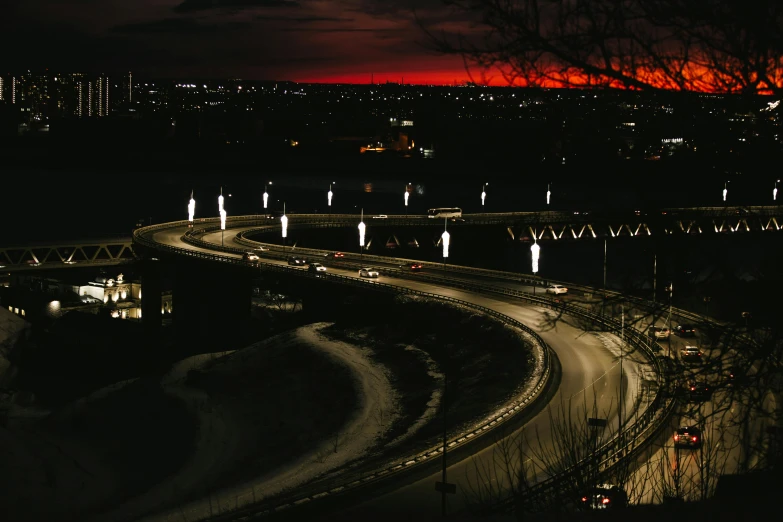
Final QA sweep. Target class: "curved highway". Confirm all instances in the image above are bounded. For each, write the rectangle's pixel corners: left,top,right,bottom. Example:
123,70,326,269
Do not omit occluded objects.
140,222,648,520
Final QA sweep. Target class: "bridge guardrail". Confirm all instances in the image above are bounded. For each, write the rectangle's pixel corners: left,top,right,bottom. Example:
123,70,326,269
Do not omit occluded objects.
135,221,676,519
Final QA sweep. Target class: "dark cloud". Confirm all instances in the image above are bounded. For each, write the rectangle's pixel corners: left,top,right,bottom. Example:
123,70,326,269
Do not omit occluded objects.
111,17,246,34
282,26,399,35
255,15,353,22
173,0,301,13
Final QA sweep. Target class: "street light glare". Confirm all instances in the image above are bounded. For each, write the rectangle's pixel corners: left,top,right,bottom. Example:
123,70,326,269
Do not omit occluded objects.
531,242,540,274
188,191,195,222
358,210,366,247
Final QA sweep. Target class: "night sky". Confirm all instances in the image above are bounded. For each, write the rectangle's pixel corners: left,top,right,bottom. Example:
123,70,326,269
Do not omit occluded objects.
4,0,482,84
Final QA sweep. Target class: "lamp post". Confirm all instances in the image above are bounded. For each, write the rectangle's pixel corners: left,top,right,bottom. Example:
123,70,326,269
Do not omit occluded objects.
531,241,540,294
220,209,226,246
619,304,625,437
358,209,366,262
281,202,288,252
602,239,607,316
328,182,334,209
666,282,673,357
441,219,450,271
218,186,224,213
723,181,729,203
404,183,410,213
775,179,779,202
187,190,195,227
263,181,271,217
481,183,488,207
546,182,551,206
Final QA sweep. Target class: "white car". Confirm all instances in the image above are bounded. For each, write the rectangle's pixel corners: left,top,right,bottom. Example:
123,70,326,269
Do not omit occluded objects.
373,214,388,219
308,263,327,273
359,267,379,278
546,284,568,295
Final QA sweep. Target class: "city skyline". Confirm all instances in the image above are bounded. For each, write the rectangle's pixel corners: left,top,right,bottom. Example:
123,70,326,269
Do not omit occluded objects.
4,0,480,85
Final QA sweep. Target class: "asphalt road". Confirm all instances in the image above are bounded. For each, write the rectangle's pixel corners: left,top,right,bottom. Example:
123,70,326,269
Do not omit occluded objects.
144,224,651,519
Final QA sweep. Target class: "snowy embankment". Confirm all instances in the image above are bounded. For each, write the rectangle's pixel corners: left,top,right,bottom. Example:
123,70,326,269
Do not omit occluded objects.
102,322,397,522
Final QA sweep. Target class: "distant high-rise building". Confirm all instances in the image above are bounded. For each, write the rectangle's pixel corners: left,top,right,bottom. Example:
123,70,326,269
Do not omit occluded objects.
12,77,17,104
96,74,109,116
0,76,4,101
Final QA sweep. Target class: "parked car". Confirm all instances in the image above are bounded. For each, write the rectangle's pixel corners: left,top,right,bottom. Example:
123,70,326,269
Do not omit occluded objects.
359,267,379,278
308,262,327,273
546,284,568,295
242,252,260,263
580,484,628,510
674,426,702,448
674,324,697,337
401,262,423,272
288,256,307,266
648,326,671,339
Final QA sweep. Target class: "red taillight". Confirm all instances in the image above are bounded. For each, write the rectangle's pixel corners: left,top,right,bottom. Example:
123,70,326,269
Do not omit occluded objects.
691,386,695,391
692,436,698,442
582,497,588,502
602,498,610,504
674,434,679,440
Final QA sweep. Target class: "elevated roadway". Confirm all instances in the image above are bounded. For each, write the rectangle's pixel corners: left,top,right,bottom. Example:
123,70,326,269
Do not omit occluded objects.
135,221,661,521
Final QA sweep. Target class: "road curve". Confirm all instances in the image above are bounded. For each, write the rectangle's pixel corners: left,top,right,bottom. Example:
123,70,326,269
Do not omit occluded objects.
142,224,647,520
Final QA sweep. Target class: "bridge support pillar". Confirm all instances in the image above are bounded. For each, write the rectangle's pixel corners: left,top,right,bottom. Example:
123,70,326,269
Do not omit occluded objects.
140,258,163,332
173,260,252,348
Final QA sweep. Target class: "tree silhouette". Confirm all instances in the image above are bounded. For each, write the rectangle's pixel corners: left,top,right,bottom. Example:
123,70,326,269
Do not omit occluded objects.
428,0,783,94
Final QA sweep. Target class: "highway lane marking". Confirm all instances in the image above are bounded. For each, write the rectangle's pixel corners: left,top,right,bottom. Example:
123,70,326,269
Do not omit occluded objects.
569,360,620,400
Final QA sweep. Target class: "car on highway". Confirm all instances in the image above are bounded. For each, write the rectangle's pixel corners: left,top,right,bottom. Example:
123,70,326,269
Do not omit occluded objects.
288,256,307,266
255,246,269,252
685,380,711,401
681,346,702,363
359,267,379,278
674,324,697,337
580,484,628,510
373,214,388,219
546,284,568,295
242,252,260,263
725,365,744,387
674,426,702,449
647,326,671,339
648,326,670,339
324,251,345,259
401,262,423,272
308,262,327,273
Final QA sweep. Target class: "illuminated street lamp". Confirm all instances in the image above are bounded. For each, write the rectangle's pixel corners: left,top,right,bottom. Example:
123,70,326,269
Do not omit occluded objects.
441,219,450,270
546,183,551,205
775,179,779,202
531,241,540,294
220,209,226,246
358,209,366,261
263,181,271,211
328,182,334,207
187,190,195,227
481,183,488,206
723,181,728,202
281,202,288,239
404,184,410,207
218,186,224,213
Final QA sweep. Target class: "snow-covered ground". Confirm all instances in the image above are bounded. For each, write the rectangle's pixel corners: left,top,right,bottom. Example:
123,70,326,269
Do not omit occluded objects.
115,323,398,522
